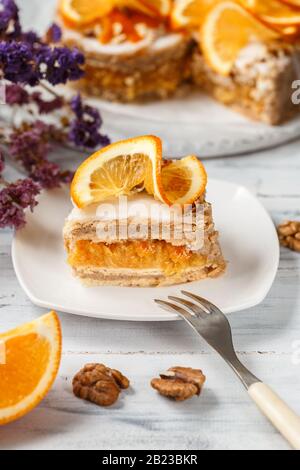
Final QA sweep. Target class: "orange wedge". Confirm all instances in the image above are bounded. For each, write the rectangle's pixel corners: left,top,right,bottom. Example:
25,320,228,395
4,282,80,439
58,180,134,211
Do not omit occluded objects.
71,136,207,207
0,312,62,426
241,0,300,25
201,1,279,76
171,0,219,28
59,0,114,26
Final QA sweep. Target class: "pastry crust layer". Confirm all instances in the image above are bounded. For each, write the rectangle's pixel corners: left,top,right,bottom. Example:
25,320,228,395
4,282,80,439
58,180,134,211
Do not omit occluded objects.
72,258,226,287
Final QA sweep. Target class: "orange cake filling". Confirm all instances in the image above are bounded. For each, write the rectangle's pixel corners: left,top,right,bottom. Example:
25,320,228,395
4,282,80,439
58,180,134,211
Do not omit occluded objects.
67,240,207,275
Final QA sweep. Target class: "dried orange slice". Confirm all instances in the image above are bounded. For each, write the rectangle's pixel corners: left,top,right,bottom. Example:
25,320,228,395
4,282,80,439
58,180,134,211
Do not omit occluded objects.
201,1,279,76
280,0,300,7
71,136,168,207
171,0,218,28
117,0,171,16
272,23,300,38
241,0,300,25
59,0,114,26
71,136,207,207
0,312,62,426
161,157,207,205
138,0,171,16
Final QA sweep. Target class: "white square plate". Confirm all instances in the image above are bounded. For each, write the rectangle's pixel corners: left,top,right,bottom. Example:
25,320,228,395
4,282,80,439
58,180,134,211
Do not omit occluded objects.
12,179,279,321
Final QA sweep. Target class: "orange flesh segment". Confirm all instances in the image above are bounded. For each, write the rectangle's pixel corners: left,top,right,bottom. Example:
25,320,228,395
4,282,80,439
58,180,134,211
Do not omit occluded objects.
0,333,50,409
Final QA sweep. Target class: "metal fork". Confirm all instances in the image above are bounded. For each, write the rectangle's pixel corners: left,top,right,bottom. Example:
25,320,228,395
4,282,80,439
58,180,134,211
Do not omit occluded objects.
155,291,300,450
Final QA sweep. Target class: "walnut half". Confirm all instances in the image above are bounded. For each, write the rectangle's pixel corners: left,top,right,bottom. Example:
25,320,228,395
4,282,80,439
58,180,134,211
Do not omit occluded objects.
73,363,130,407
278,220,300,253
151,366,206,402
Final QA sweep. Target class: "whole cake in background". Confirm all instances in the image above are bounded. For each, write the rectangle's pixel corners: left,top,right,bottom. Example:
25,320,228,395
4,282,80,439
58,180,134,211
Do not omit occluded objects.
57,0,300,125
63,136,226,287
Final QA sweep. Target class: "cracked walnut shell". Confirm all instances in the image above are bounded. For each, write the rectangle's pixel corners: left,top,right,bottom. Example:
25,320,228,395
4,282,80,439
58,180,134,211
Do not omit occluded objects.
72,363,130,407
151,366,206,402
278,220,300,253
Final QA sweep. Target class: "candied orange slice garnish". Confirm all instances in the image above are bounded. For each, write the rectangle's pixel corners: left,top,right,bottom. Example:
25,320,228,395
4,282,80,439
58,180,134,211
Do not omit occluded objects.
71,136,207,207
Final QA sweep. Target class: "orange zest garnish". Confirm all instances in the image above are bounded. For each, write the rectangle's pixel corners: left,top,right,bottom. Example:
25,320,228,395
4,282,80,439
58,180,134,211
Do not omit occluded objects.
98,10,144,43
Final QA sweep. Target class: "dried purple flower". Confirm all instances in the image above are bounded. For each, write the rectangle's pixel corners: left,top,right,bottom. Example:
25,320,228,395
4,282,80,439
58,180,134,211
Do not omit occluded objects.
0,0,21,38
0,178,40,229
30,161,72,190
37,45,84,86
0,193,25,229
6,83,29,105
9,121,51,171
22,30,40,44
0,41,84,87
32,91,64,114
46,23,62,43
5,177,40,209
0,151,4,175
69,94,110,149
59,170,74,184
0,41,38,85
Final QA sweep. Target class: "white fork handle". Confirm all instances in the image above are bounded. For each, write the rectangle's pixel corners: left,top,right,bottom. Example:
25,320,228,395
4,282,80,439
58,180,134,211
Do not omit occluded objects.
248,383,300,450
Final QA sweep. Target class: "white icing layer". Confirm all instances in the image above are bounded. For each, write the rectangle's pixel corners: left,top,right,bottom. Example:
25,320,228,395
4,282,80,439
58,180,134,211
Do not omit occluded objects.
63,27,184,56
68,193,194,224
235,41,291,77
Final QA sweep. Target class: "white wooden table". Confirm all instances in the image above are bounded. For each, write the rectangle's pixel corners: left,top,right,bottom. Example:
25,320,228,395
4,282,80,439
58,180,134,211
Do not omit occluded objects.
0,140,300,451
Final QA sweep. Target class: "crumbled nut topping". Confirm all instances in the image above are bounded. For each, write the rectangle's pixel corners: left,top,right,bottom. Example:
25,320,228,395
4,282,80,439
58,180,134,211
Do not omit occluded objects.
151,366,206,402
278,220,300,253
73,363,130,407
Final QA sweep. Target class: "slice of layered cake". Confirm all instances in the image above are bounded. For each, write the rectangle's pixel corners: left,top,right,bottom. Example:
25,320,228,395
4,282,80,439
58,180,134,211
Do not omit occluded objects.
63,136,226,287
187,1,300,125
57,0,192,101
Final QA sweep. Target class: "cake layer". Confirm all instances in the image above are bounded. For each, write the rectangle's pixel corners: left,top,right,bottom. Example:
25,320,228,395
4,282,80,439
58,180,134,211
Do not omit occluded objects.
72,257,226,287
191,41,300,125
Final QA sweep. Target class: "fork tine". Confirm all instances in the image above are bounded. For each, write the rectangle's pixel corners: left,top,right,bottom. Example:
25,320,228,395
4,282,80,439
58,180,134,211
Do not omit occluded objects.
181,291,222,315
168,295,208,319
155,299,190,317
154,299,201,331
